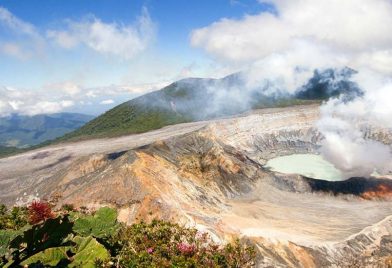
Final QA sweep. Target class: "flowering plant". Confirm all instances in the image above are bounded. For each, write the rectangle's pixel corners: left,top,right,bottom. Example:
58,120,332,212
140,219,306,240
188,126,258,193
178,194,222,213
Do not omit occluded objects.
28,200,54,224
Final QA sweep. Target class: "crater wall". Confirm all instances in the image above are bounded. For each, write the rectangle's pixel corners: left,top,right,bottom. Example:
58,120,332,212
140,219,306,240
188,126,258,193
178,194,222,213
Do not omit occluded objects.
1,104,392,267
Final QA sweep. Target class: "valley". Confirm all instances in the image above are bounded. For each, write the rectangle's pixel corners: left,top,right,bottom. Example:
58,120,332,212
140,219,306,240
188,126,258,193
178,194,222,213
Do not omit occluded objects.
0,113,94,148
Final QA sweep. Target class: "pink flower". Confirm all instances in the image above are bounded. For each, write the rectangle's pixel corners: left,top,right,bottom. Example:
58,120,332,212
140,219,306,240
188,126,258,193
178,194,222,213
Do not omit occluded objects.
28,200,54,224
196,231,208,242
147,247,154,254
177,242,195,255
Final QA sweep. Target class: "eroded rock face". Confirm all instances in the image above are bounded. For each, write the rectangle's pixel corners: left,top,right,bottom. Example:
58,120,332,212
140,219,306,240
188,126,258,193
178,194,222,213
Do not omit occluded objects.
1,104,392,267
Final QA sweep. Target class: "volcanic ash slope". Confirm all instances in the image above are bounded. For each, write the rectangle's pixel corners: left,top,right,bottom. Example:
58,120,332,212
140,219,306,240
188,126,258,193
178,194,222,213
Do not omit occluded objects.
1,104,392,267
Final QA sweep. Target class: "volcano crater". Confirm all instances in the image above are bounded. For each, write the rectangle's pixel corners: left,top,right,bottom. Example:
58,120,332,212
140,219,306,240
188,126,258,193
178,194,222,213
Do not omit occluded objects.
2,105,392,267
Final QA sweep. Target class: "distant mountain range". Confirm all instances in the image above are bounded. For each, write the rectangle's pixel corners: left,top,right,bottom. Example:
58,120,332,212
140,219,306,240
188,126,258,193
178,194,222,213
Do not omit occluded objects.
0,67,361,157
0,113,94,148
59,67,361,142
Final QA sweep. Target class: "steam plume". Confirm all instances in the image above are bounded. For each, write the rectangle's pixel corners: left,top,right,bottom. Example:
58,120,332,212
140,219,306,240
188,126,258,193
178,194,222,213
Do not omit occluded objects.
191,0,392,178
317,72,392,178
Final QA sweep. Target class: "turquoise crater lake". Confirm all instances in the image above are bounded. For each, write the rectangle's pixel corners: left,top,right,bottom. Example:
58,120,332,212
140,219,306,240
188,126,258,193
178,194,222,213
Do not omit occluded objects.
264,154,344,181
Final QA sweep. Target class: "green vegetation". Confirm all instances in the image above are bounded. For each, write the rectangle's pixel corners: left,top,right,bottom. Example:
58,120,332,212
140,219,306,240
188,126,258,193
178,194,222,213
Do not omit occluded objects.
54,84,318,143
0,204,28,230
0,75,323,160
252,98,320,110
73,207,119,238
0,201,256,267
111,220,256,268
0,146,24,158
58,101,190,142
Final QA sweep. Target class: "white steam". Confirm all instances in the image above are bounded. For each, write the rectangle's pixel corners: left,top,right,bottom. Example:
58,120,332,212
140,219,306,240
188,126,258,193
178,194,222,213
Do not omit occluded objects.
191,0,392,178
317,72,392,178
242,40,347,94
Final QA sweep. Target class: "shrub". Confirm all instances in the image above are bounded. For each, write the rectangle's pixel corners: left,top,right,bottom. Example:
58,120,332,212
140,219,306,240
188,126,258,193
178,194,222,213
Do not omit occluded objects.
61,203,75,212
0,204,6,216
111,219,256,267
0,205,28,230
0,204,256,268
9,215,74,265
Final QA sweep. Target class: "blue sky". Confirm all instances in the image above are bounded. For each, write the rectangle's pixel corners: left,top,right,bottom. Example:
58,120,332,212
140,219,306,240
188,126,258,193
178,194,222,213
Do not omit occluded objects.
2,0,391,117
0,0,272,115
2,0,392,177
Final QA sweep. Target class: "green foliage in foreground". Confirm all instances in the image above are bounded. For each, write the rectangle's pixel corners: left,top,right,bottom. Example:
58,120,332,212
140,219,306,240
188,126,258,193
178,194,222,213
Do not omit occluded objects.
0,203,256,267
110,219,256,268
0,205,28,231
73,206,120,239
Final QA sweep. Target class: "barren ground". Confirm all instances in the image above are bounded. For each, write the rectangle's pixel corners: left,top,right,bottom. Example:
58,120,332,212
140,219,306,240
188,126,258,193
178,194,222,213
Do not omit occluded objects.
1,104,392,267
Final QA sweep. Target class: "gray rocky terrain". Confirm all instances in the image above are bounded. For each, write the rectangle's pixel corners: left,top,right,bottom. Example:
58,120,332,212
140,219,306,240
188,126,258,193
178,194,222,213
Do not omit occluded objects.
1,104,392,267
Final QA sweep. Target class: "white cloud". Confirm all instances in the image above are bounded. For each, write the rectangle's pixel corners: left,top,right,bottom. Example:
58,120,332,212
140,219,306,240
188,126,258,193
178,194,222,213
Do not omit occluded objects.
0,6,38,37
0,99,13,116
0,6,155,61
47,7,155,60
0,6,44,59
100,99,114,105
46,30,78,49
27,100,74,115
0,80,169,117
191,0,392,75
86,90,97,98
0,42,28,59
353,50,392,75
0,86,76,116
84,81,169,99
177,63,198,79
45,81,82,96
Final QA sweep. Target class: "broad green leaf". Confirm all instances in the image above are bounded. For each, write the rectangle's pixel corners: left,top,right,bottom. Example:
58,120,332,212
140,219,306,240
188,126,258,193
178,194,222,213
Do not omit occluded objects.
73,207,119,238
0,230,20,256
69,236,109,268
21,246,70,266
9,215,74,262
